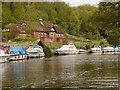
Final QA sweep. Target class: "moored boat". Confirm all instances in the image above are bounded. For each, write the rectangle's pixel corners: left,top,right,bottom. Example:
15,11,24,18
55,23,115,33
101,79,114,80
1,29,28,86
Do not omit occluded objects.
0,45,10,63
103,46,114,52
89,45,102,53
54,43,78,55
115,47,120,52
9,46,28,61
27,44,45,58
78,49,87,54
91,47,102,53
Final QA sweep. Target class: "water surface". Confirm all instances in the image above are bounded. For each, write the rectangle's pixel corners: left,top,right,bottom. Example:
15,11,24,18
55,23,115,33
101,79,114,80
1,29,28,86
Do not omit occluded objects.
1,54,119,88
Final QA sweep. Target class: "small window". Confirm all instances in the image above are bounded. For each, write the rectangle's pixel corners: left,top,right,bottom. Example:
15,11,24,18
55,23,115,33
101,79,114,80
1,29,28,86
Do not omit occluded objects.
51,34,54,37
57,35,59,38
36,34,38,38
40,33,41,38
51,28,55,32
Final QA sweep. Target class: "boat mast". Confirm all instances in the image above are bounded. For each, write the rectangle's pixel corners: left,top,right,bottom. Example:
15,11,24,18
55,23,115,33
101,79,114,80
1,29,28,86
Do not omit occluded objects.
97,29,98,42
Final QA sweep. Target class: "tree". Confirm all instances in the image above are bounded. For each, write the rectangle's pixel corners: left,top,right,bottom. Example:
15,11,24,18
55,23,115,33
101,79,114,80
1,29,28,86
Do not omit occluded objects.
107,31,119,46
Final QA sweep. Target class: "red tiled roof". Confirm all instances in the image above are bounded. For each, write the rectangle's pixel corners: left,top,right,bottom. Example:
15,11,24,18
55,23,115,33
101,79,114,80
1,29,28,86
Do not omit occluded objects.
4,23,25,33
53,25,64,34
4,22,64,34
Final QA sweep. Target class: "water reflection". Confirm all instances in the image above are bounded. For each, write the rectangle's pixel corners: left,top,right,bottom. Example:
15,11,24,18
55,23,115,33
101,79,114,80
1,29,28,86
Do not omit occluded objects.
1,54,119,88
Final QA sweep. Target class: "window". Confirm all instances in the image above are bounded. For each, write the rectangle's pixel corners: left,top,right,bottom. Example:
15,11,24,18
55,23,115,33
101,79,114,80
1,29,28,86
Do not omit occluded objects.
41,33,43,37
36,33,38,38
40,33,41,38
44,33,46,38
51,33,54,38
51,28,55,32
57,35,59,38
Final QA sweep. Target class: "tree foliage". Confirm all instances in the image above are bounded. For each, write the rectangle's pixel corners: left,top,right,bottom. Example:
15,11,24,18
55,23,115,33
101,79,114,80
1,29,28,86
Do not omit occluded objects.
92,1,119,46
2,1,119,46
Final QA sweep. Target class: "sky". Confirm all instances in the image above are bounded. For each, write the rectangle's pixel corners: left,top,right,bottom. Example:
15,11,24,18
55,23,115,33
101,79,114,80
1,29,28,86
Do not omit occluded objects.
62,0,101,7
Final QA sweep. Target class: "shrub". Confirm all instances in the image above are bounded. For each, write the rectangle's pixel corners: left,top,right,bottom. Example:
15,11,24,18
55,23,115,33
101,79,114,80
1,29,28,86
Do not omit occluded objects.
43,44,54,58
11,38,37,42
86,45,90,50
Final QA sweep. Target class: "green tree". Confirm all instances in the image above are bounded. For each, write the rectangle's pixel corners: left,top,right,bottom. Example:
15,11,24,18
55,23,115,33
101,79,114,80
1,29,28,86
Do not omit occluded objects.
107,31,119,46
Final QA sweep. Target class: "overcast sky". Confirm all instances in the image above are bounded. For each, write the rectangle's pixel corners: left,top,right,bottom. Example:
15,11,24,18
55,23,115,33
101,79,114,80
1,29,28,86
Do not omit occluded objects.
62,0,101,7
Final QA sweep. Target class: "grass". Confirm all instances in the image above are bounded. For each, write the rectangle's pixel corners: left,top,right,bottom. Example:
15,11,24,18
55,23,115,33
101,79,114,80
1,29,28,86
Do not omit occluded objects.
64,33,109,48
2,35,110,50
64,33,86,42
11,37,37,43
44,42,63,49
43,39,109,50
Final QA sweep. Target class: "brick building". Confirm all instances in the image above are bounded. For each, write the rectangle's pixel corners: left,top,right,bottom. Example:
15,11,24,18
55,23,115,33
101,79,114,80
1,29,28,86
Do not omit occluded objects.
4,21,73,43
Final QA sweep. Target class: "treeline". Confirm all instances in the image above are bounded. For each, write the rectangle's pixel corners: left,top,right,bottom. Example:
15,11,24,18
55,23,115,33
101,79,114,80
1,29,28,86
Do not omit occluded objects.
93,2,119,46
2,2,98,38
2,1,120,46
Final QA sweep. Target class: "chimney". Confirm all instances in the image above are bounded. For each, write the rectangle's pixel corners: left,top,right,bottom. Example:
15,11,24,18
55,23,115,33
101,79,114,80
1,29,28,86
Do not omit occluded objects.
39,18,43,25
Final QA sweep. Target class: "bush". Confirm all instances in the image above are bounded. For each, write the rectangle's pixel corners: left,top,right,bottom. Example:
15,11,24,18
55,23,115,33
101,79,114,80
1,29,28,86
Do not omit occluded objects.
86,45,90,50
11,38,37,42
43,44,54,58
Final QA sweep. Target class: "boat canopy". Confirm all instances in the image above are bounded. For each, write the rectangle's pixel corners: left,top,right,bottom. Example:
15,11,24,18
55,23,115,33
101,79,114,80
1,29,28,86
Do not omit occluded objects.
9,46,27,54
58,44,77,50
29,44,39,46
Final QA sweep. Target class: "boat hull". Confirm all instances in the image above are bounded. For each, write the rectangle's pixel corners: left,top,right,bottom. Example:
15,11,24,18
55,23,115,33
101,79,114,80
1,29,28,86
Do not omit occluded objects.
0,55,10,63
9,54,28,61
78,49,87,54
54,50,78,55
91,51,102,53
27,52,45,58
103,50,115,52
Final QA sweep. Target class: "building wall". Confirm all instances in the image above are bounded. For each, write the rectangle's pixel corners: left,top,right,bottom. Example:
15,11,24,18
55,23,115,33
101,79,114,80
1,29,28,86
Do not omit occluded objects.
40,37,54,42
17,31,72,43
38,31,65,42
33,32,49,39
56,33,64,38
18,34,31,38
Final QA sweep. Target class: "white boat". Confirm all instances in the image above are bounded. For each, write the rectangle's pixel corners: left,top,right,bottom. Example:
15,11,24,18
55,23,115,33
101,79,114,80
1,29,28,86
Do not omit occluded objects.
90,45,102,53
9,54,28,61
54,43,78,55
103,46,115,52
0,45,10,63
0,49,10,57
9,46,28,61
27,44,45,58
115,47,120,52
0,49,10,63
78,49,87,54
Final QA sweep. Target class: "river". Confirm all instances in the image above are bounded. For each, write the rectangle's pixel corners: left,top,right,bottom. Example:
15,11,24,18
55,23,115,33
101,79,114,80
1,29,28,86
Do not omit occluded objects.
0,53,119,88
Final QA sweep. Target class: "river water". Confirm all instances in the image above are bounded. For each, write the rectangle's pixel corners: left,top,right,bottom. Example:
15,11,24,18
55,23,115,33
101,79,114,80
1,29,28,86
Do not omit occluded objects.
0,53,119,88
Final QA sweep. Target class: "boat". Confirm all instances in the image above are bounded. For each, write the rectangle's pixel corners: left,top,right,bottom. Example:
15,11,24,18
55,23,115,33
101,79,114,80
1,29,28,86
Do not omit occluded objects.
90,45,102,53
115,47,120,52
0,45,10,63
8,46,28,61
54,43,78,55
103,46,115,52
77,49,87,54
27,44,45,58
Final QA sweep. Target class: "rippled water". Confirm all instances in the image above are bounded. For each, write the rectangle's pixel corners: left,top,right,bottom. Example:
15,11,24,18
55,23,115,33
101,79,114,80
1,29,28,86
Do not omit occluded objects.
0,54,119,88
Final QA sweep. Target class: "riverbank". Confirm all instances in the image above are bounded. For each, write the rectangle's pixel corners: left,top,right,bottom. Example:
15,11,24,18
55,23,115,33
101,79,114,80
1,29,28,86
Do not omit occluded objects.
0,39,110,50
